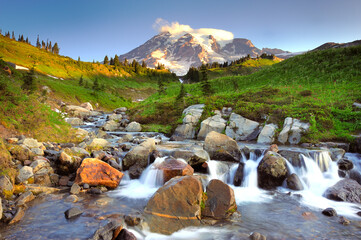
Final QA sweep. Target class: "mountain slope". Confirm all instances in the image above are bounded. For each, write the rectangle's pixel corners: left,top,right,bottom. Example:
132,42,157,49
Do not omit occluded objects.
312,40,361,51
119,31,289,75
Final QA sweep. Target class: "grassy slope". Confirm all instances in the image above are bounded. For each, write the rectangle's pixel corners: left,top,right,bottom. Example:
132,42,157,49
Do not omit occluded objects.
133,46,361,142
0,35,176,109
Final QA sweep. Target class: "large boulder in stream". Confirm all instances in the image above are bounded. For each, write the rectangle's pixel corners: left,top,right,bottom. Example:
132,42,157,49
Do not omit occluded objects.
324,179,361,203
75,158,123,189
125,121,142,132
204,131,241,162
286,173,304,191
257,151,288,189
122,139,156,178
225,113,260,141
202,179,237,220
157,157,194,183
197,114,227,140
144,176,203,235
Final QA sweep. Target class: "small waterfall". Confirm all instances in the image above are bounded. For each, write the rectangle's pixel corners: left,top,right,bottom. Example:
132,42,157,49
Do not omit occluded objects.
311,151,332,172
207,160,231,182
242,153,264,188
140,157,166,187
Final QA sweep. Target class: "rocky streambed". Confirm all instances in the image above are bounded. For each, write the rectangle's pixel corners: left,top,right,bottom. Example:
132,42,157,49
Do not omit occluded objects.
1,104,361,240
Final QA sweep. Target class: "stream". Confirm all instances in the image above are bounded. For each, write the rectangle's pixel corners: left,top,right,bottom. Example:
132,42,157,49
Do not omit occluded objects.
1,114,361,240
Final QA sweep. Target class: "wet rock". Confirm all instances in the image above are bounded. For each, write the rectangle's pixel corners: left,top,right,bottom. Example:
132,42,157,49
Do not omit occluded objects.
197,114,227,140
87,188,102,194
15,191,34,207
16,166,34,183
65,117,84,126
65,195,79,203
9,207,25,224
144,176,203,235
115,229,137,240
75,158,123,189
64,207,83,219
233,162,244,186
286,173,304,191
59,176,70,186
83,183,90,189
125,122,142,132
122,134,133,142
250,232,267,240
80,102,93,111
91,150,106,160
70,183,81,195
324,179,361,203
339,216,350,225
0,175,14,198
44,149,60,161
278,117,310,145
102,120,119,131
267,144,279,153
322,208,337,217
257,124,277,144
90,220,122,240
88,138,110,149
172,149,209,171
108,113,123,121
122,139,156,178
329,148,346,162
26,184,60,195
318,142,350,152
349,169,361,184
157,157,194,183
257,151,288,189
302,211,317,221
109,159,122,171
225,113,260,141
338,159,353,171
204,131,241,162
202,179,237,220
278,150,302,167
124,214,141,226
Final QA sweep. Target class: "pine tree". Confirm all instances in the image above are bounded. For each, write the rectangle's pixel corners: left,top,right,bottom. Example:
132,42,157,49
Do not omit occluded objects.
141,60,147,68
114,55,120,66
36,35,41,48
52,43,59,54
25,37,29,44
12,31,15,40
200,65,212,96
110,57,114,65
41,41,45,49
93,78,100,91
78,56,81,62
48,41,52,51
103,55,109,65
79,75,84,86
123,58,128,66
157,78,165,95
21,67,37,93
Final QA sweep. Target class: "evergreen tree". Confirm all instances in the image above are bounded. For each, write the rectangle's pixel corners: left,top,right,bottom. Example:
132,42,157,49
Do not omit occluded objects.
123,58,128,66
114,55,120,66
36,35,41,48
25,37,29,44
157,78,165,95
21,67,37,93
103,55,109,65
141,60,147,68
93,78,100,91
79,75,84,86
41,41,46,49
200,65,212,96
48,41,52,51
110,57,114,65
52,42,59,54
12,31,15,40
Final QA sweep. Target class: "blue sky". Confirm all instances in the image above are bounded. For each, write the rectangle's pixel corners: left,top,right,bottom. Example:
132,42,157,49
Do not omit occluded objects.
1,0,360,62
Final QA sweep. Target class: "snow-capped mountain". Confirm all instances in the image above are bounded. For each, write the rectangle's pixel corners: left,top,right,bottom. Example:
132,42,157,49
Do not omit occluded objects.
118,31,289,75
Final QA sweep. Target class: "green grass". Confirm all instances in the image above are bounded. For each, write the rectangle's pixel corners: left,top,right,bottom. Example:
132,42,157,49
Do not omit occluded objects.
132,46,361,142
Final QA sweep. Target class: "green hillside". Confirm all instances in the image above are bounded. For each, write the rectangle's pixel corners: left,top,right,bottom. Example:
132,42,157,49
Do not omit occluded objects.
133,46,361,142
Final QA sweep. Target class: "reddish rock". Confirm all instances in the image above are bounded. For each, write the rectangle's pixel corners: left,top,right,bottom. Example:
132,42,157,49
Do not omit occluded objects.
157,157,194,183
302,212,317,221
75,158,123,189
268,144,279,153
59,176,70,186
202,179,237,219
144,176,203,234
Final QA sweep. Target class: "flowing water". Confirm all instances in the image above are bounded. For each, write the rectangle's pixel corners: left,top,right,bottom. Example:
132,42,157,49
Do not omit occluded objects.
2,115,361,239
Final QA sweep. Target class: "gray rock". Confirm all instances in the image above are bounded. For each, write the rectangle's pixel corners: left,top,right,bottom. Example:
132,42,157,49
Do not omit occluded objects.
70,183,81,195
125,121,142,132
16,191,35,206
0,175,14,194
322,208,337,217
257,151,288,189
171,123,196,140
182,104,204,125
64,105,90,118
108,113,122,121
197,114,227,140
80,102,93,111
65,195,79,203
349,169,361,184
90,220,122,240
64,207,83,219
352,102,361,109
102,120,119,131
250,232,267,240
338,159,353,171
225,113,260,141
286,173,304,190
9,207,25,224
324,178,361,203
257,124,278,144
114,107,127,113
30,147,44,156
233,162,244,186
30,159,51,174
20,138,42,149
17,166,34,183
329,148,346,162
278,117,310,145
88,138,110,148
65,117,84,126
204,131,241,162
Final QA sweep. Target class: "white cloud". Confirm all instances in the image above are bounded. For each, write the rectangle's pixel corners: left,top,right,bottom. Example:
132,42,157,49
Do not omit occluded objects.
153,18,234,42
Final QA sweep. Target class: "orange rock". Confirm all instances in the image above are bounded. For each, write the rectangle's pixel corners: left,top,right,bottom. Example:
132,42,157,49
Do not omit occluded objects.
158,157,194,183
75,158,123,189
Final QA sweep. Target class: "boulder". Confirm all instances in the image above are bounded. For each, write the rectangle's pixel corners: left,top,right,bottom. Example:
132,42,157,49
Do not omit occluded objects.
338,159,353,171
80,102,93,111
286,173,304,190
171,123,196,141
65,117,84,126
144,176,203,234
70,183,81,195
349,170,361,184
114,107,128,114
64,207,83,219
30,159,52,174
225,113,260,141
15,191,35,206
278,117,310,145
171,104,204,140
156,157,194,183
125,122,142,132
324,179,361,203
204,131,241,162
0,175,13,198
197,114,227,140
16,166,34,183
90,220,122,240
108,114,122,121
250,232,267,240
9,207,25,224
7,145,33,161
202,179,237,219
59,150,82,174
322,208,337,217
171,149,209,170
329,148,346,162
102,120,119,131
75,158,123,189
257,151,288,189
88,138,110,149
122,139,156,178
278,150,302,167
75,128,89,142
64,105,90,118
233,162,245,186
115,229,136,240
20,138,43,149
257,124,278,144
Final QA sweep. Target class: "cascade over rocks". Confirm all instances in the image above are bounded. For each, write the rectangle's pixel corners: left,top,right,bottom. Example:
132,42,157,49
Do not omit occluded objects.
171,148,210,170
171,104,204,140
122,139,156,178
197,114,227,140
257,124,278,144
204,131,241,162
225,113,260,141
233,162,245,186
278,117,310,145
257,151,288,189
144,176,203,235
202,179,237,219
156,157,194,183
324,178,361,203
75,158,123,189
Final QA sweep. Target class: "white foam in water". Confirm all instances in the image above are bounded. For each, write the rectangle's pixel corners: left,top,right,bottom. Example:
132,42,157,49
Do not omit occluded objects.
143,227,232,240
207,160,230,182
109,157,166,199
